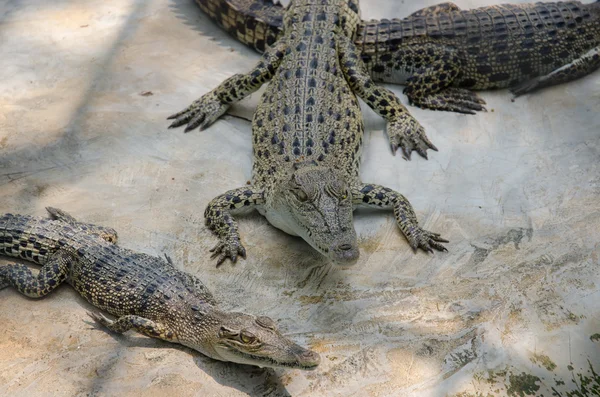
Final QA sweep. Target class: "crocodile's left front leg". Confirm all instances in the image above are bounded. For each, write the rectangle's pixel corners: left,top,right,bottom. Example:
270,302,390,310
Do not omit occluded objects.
352,183,448,253
338,35,436,160
204,186,265,266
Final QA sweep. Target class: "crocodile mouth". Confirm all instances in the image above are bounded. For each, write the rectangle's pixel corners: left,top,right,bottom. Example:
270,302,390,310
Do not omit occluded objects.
215,343,321,370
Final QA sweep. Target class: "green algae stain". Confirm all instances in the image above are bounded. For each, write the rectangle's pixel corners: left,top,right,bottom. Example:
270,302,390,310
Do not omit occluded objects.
590,333,600,342
507,372,541,396
530,353,557,371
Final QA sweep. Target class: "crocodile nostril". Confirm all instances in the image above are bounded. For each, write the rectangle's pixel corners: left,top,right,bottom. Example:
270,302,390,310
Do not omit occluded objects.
338,243,352,251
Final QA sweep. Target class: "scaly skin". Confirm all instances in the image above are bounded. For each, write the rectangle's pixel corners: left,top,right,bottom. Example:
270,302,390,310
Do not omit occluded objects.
193,0,600,111
169,0,448,266
0,209,320,370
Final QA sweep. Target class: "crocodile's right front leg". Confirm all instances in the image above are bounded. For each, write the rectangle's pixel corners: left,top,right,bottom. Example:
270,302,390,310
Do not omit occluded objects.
168,40,287,132
204,186,265,266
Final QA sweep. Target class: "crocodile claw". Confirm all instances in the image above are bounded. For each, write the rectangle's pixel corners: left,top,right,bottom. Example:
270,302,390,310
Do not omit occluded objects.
388,114,437,160
168,91,229,132
408,229,449,253
210,239,247,268
87,311,113,328
510,77,541,97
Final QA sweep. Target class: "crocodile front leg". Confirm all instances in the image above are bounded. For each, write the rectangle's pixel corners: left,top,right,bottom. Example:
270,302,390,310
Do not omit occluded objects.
352,183,448,253
204,186,265,266
338,35,436,160
88,312,178,342
168,40,287,132
0,250,73,298
397,44,486,114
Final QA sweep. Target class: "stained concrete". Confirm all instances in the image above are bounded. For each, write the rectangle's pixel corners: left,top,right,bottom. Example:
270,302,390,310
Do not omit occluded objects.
1,0,599,396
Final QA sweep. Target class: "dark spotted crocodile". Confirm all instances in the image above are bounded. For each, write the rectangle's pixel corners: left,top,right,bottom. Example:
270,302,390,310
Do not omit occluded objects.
168,0,449,266
193,0,600,112
0,208,320,370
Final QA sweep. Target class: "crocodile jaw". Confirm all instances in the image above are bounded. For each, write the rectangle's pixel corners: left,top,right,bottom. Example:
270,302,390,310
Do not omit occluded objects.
184,311,321,370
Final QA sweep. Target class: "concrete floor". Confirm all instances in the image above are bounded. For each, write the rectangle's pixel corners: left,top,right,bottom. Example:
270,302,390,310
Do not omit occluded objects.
1,0,599,396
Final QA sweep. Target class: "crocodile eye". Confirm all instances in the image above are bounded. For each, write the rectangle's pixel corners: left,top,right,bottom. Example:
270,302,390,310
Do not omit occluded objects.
256,316,277,330
240,331,257,344
291,188,309,202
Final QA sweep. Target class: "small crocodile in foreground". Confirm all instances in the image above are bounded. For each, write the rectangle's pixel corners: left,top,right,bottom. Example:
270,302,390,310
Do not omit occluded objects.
193,0,600,112
0,208,320,370
169,0,449,266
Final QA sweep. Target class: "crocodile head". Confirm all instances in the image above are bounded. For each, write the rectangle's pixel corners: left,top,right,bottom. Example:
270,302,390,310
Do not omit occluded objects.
185,310,321,370
267,164,360,265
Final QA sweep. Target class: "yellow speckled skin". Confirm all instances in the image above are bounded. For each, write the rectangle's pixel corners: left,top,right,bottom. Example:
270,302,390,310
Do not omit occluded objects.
169,0,448,266
0,209,320,370
194,0,600,109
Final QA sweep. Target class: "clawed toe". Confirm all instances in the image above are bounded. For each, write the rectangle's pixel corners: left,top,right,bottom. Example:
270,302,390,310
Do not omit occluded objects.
209,240,247,267
87,311,111,327
389,116,437,160
167,91,228,132
408,229,449,253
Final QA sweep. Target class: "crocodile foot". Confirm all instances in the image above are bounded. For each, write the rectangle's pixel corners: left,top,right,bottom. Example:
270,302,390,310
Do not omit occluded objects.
410,88,486,114
407,228,449,253
510,78,541,97
210,238,247,267
388,114,437,160
87,311,114,329
167,91,229,132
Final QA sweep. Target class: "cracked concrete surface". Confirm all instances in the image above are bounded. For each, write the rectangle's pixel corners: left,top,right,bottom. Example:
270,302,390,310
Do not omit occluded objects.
1,0,599,396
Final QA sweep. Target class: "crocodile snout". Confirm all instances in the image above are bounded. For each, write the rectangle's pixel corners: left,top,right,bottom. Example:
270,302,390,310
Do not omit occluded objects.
330,241,359,265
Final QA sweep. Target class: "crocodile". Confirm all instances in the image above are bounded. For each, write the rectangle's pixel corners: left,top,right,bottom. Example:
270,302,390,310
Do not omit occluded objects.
168,0,449,266
0,208,320,370
192,0,600,112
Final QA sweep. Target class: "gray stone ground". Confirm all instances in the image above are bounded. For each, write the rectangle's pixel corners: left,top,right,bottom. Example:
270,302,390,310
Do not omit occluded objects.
1,0,599,396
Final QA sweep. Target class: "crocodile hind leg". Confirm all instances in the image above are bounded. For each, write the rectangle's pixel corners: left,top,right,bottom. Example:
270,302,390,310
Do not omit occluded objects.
0,250,73,298
400,44,486,114
45,207,118,243
511,46,600,97
204,186,265,266
88,312,178,342
352,183,448,253
337,35,436,160
407,2,460,18
168,40,287,132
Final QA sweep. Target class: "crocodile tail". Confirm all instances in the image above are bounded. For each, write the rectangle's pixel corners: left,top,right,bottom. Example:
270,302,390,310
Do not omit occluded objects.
194,0,284,53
